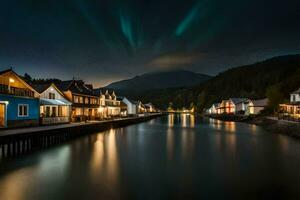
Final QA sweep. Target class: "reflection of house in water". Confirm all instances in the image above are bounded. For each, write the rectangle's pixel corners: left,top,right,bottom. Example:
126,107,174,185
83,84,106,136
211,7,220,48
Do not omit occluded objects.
209,118,223,131
90,129,120,187
224,121,236,133
179,114,195,128
167,126,175,159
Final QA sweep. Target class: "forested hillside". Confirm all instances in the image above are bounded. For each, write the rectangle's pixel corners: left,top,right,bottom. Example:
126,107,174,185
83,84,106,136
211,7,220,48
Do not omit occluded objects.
136,54,300,111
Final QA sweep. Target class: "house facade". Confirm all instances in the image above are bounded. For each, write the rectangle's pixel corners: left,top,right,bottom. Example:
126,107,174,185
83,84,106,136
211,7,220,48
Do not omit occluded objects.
145,103,157,113
122,97,140,115
57,80,100,121
216,98,248,114
0,69,40,128
280,88,300,119
243,98,268,115
33,83,72,125
208,103,221,114
95,90,121,119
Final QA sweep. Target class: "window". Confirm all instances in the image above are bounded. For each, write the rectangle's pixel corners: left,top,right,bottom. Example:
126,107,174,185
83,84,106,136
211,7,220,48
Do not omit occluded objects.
18,104,28,117
85,97,89,104
49,92,55,99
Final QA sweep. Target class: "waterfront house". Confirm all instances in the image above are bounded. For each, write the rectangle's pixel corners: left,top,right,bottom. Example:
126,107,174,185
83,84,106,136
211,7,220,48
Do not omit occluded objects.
208,103,220,114
57,80,99,121
0,69,40,128
33,83,72,125
218,98,248,114
103,90,121,118
279,88,300,119
218,100,228,114
243,98,268,115
117,97,128,116
139,102,146,113
145,103,157,113
94,90,121,119
122,97,140,115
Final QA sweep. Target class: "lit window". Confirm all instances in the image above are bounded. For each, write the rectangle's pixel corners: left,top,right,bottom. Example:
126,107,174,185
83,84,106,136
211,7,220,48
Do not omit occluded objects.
18,104,28,117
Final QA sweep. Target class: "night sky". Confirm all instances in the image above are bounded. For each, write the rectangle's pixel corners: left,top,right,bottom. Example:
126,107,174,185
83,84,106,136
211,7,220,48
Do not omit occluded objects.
1,0,300,86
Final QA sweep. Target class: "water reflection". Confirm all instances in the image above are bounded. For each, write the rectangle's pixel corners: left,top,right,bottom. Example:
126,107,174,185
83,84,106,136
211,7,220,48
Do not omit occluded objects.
209,118,223,130
1,115,300,199
167,127,174,160
90,129,120,187
278,134,290,153
224,121,236,133
91,134,104,174
169,114,195,128
180,114,188,127
168,114,174,127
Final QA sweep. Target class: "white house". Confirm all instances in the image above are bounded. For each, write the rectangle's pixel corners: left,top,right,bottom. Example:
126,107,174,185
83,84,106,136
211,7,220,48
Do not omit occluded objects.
145,103,156,113
290,88,300,103
122,97,140,115
218,98,248,114
33,83,72,125
243,98,268,115
95,90,121,119
208,103,220,114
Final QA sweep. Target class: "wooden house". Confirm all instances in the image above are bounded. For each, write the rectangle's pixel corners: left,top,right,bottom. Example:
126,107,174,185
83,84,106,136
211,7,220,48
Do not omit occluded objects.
0,69,40,128
33,83,72,125
56,80,99,121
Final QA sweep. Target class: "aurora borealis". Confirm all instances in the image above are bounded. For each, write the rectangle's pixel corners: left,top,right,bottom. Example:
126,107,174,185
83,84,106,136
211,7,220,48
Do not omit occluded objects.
0,0,300,86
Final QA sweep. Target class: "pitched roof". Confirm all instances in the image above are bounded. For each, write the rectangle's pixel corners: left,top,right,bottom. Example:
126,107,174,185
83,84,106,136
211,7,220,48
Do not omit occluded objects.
92,88,103,96
230,98,248,104
291,88,300,94
125,98,139,105
0,68,13,75
250,98,269,107
0,68,39,95
56,80,98,97
32,83,52,93
211,103,220,108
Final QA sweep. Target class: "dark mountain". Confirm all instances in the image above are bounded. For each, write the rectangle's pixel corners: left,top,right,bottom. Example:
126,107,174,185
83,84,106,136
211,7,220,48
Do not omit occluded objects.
134,54,300,110
106,70,212,91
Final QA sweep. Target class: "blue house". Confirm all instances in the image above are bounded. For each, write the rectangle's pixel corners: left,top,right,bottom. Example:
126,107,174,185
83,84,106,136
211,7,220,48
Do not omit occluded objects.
0,69,40,128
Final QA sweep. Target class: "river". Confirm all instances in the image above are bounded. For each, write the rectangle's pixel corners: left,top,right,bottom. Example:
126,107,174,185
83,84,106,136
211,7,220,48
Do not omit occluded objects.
1,114,300,199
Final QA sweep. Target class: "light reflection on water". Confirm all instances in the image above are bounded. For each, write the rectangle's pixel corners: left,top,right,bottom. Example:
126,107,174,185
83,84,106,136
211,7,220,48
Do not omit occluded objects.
0,114,300,199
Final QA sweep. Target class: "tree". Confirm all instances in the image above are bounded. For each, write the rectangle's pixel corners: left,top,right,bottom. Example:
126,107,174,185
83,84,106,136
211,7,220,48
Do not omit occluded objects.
266,85,285,112
196,91,207,113
24,73,32,82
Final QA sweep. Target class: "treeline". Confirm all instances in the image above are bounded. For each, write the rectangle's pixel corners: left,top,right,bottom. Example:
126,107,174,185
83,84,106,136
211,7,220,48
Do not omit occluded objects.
22,73,62,85
134,54,300,112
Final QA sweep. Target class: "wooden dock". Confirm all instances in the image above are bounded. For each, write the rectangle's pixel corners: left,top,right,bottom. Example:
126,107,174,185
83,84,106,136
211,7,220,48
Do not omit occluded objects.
0,113,163,159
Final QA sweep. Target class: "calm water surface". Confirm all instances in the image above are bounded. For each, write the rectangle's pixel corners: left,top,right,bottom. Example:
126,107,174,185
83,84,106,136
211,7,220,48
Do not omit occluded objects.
1,114,300,200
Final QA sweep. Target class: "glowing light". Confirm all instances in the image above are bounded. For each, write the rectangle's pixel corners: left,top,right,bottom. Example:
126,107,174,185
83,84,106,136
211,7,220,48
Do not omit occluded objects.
9,78,15,83
175,3,201,36
120,15,135,48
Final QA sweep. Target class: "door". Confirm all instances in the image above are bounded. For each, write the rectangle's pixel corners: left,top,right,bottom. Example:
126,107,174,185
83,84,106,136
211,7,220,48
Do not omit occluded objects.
0,104,6,127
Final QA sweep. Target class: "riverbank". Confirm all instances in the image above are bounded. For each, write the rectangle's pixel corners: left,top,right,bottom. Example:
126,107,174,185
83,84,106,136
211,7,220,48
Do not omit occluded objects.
0,113,164,158
206,114,300,139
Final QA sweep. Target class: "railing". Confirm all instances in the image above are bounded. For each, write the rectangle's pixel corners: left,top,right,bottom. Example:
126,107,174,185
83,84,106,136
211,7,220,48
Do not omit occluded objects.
41,116,70,125
0,84,34,97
